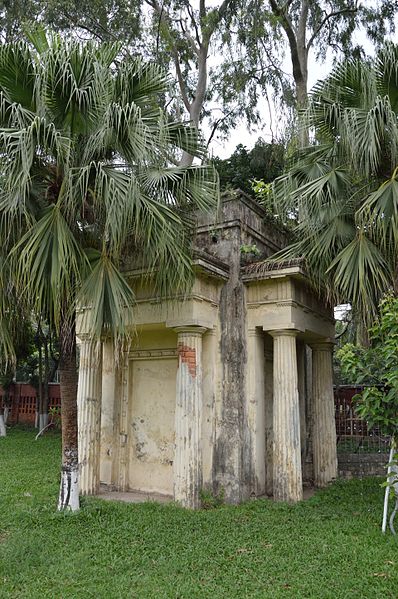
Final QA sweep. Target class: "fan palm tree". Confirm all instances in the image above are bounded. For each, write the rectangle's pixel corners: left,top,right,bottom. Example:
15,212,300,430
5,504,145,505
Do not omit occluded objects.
272,44,398,325
0,29,217,510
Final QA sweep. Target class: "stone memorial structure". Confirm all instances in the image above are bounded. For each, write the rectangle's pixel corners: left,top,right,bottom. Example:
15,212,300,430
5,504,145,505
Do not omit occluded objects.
77,191,337,508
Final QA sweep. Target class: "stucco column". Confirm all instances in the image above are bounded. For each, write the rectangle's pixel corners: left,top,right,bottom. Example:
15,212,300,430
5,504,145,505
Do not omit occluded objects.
77,338,102,496
311,342,338,487
100,340,120,487
270,330,303,502
246,328,265,496
264,345,274,496
174,327,206,509
297,341,307,464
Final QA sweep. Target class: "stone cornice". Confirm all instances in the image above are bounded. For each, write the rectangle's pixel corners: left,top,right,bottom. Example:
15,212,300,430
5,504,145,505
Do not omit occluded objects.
128,349,178,360
192,250,229,280
246,298,334,325
133,292,219,309
123,251,229,282
242,264,306,282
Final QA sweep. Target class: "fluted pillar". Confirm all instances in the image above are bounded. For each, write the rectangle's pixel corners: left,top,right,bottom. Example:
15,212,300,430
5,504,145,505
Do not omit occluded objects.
270,330,302,502
174,327,206,509
246,328,265,496
77,338,102,495
297,341,307,464
311,342,337,487
100,340,120,487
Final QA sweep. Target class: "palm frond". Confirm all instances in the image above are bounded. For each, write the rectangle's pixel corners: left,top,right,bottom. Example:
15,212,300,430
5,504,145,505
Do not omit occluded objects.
277,44,398,320
0,31,218,351
12,205,85,330
328,232,392,321
79,251,135,343
358,172,398,249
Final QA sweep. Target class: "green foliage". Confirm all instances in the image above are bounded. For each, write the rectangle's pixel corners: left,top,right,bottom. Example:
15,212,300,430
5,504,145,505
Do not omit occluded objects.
199,486,225,509
1,429,398,598
336,343,385,386
240,244,260,256
0,317,35,386
338,293,398,440
212,139,284,196
0,30,217,358
273,45,398,322
48,406,61,429
214,0,398,132
0,1,142,44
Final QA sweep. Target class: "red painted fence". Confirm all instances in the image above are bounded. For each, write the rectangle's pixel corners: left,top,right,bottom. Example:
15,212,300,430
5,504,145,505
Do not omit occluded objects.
0,383,390,452
0,383,61,425
334,385,390,452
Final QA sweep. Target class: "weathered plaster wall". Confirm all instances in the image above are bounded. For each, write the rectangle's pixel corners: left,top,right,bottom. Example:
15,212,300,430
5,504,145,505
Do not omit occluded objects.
127,356,177,495
89,193,337,505
195,190,289,261
118,329,179,496
245,276,334,340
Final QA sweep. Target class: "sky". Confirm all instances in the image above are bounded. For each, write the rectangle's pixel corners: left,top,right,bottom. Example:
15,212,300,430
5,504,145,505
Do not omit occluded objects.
207,14,397,158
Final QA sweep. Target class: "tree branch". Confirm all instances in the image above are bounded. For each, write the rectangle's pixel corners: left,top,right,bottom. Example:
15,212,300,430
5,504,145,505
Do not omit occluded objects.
186,2,201,47
206,107,236,149
178,18,200,55
174,54,191,113
269,0,304,84
199,0,206,20
307,6,359,50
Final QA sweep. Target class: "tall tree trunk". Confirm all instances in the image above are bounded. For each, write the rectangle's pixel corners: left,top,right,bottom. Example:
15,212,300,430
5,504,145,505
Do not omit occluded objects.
39,337,50,431
57,322,79,511
179,44,209,168
355,316,370,348
270,0,309,148
295,74,308,147
36,340,43,429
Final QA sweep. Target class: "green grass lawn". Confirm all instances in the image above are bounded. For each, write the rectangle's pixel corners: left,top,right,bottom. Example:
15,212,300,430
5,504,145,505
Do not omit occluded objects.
0,429,397,599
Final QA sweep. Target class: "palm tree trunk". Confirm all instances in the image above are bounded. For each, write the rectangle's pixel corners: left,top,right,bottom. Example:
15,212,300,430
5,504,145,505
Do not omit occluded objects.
39,337,50,431
36,339,43,429
57,322,79,511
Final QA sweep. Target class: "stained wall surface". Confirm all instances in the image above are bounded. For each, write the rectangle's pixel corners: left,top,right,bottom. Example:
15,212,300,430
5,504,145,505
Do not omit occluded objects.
77,191,336,505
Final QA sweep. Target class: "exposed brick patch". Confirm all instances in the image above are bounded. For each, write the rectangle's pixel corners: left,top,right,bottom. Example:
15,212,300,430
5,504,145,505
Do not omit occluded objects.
178,344,196,378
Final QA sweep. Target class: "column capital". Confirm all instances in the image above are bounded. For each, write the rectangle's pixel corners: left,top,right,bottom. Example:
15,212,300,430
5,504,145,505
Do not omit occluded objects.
173,326,208,337
248,327,264,338
269,329,299,339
